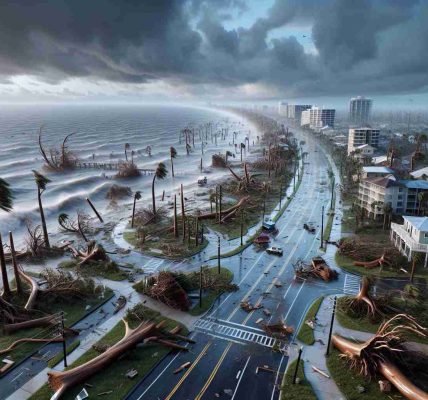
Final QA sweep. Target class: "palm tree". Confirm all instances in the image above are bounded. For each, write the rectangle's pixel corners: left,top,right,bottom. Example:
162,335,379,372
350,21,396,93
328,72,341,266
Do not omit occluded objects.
411,252,423,283
170,147,177,177
124,143,130,162
383,203,392,230
152,163,167,216
225,150,233,165
131,191,141,228
32,170,51,248
418,192,428,215
0,178,13,212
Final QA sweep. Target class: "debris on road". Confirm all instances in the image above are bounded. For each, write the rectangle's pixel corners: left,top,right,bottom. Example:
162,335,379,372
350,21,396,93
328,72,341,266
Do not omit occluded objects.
240,301,262,312
263,308,271,316
293,257,338,281
262,321,293,337
173,361,191,374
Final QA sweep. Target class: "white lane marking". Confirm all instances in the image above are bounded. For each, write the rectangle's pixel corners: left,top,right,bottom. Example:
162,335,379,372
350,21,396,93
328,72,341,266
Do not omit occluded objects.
135,334,194,400
231,356,251,400
284,280,306,322
271,354,285,400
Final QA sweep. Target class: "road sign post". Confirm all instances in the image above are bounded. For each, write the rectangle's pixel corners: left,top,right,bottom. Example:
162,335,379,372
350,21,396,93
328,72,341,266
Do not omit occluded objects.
61,312,68,368
217,236,221,274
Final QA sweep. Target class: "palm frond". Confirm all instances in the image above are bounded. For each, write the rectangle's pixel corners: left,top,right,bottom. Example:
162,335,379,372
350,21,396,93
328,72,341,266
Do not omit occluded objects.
0,177,13,212
32,170,51,190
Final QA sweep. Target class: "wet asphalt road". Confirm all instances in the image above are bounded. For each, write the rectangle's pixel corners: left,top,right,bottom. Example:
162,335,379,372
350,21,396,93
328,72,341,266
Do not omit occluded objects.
126,126,348,400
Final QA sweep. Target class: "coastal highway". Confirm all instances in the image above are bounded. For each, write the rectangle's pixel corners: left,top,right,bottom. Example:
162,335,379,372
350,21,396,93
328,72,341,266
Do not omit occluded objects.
126,126,350,400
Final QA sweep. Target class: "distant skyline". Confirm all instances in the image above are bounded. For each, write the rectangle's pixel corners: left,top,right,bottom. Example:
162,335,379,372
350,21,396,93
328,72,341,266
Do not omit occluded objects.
0,0,427,107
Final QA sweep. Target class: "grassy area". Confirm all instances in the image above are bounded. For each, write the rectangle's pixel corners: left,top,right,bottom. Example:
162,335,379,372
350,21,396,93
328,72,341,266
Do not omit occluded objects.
336,295,428,344
327,348,405,400
59,259,128,281
280,359,316,400
188,267,234,315
124,231,209,260
296,297,323,345
47,339,80,369
30,305,189,400
335,252,428,279
0,287,112,368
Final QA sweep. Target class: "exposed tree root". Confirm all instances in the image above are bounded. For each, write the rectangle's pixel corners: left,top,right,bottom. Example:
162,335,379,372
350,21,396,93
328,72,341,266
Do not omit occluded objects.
198,196,250,220
332,314,428,400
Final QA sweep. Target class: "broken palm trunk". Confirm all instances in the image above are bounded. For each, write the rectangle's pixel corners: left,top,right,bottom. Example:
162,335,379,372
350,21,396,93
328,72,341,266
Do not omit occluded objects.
293,257,338,281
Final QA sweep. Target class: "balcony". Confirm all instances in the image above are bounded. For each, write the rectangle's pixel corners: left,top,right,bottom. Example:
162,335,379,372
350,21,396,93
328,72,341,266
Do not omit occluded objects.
391,222,428,253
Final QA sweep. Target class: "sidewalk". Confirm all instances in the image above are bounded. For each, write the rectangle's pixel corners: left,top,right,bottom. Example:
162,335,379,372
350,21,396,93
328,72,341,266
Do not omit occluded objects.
6,283,198,400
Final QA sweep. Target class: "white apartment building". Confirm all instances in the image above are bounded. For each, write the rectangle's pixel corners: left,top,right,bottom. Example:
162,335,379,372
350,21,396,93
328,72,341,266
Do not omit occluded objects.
347,127,380,155
278,101,288,116
286,104,312,122
300,107,335,129
390,216,428,265
358,175,428,218
349,96,372,125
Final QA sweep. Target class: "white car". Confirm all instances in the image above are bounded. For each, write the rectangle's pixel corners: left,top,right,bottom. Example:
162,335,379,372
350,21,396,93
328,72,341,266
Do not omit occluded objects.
266,246,283,256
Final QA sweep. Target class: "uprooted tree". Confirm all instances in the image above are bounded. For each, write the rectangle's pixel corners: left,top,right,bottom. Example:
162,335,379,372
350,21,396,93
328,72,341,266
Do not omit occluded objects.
48,318,193,399
67,240,109,266
0,267,99,354
38,128,77,171
333,314,428,400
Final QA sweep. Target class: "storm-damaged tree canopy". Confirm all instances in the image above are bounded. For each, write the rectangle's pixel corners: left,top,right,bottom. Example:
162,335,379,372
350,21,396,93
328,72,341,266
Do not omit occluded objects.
38,128,78,171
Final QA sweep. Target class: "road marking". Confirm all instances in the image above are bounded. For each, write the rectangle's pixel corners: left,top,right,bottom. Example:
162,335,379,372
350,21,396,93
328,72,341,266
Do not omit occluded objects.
164,341,212,400
284,280,306,322
271,354,285,400
135,334,196,400
195,342,233,400
231,356,251,400
343,274,361,295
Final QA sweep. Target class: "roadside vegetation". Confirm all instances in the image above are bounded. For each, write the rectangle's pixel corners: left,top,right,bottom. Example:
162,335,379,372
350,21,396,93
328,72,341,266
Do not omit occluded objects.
134,266,237,314
280,359,316,400
296,297,323,345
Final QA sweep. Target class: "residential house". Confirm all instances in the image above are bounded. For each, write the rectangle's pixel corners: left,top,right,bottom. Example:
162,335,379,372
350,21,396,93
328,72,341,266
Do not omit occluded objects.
390,216,428,266
362,166,394,179
352,144,375,165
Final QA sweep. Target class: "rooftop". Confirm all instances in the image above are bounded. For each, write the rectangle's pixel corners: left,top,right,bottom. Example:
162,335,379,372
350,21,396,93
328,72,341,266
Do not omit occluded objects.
362,166,394,174
410,166,428,179
403,216,428,232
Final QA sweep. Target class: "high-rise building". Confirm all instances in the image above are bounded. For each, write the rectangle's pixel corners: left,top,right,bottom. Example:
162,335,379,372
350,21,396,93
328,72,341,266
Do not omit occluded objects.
349,96,372,124
286,104,312,123
278,101,288,115
301,107,335,129
347,127,380,154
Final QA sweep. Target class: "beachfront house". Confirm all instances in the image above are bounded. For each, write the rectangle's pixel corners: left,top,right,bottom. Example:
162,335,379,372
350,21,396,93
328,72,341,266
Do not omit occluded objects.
358,175,428,218
361,166,394,179
390,216,428,266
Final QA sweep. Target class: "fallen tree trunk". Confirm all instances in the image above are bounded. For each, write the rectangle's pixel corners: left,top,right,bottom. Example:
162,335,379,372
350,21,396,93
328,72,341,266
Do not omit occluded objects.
48,319,189,400
0,337,64,356
199,196,250,220
3,314,58,334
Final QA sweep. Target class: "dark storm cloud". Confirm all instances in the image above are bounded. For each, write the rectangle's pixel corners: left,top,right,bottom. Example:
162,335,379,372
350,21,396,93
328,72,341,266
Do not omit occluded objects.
0,0,427,97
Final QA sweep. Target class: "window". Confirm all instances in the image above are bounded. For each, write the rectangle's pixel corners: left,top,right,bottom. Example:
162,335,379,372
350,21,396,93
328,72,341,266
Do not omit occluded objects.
424,233,428,239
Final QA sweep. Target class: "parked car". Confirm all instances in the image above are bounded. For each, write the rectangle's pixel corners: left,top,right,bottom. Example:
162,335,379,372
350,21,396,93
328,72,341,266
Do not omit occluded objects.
266,246,283,256
262,218,276,230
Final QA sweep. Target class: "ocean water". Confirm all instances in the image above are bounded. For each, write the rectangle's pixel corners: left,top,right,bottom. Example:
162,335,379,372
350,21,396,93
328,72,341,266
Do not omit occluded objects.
0,104,257,248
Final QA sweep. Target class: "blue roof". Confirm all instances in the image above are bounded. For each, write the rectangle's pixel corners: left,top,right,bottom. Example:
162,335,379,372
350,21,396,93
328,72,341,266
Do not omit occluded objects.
398,180,428,189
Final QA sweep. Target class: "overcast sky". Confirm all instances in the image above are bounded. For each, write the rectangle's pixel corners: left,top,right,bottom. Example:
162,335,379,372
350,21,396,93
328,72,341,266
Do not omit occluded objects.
0,0,427,108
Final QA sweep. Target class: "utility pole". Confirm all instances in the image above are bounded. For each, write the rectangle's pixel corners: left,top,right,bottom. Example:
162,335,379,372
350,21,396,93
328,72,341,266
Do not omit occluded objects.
240,210,244,246
262,198,266,221
279,183,282,209
292,346,303,384
326,296,337,356
217,236,221,274
86,198,103,222
199,266,203,308
320,205,324,249
61,312,68,367
330,177,335,211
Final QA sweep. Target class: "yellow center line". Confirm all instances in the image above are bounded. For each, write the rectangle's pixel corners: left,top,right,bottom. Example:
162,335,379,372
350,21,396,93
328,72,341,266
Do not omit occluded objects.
164,341,212,400
194,342,233,400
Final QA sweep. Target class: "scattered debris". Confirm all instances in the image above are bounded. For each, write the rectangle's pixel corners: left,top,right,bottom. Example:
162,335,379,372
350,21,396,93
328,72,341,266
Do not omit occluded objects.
173,362,191,374
303,223,315,233
113,295,127,314
263,308,271,316
312,365,330,378
293,257,338,281
240,301,262,312
125,369,138,379
97,390,113,396
76,388,89,400
256,318,264,324
262,321,293,337
378,380,391,393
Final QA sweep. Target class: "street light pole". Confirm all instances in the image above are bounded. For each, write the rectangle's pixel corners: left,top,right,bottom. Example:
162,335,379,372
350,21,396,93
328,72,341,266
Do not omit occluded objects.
326,296,337,356
330,177,335,211
199,266,203,308
292,346,303,384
